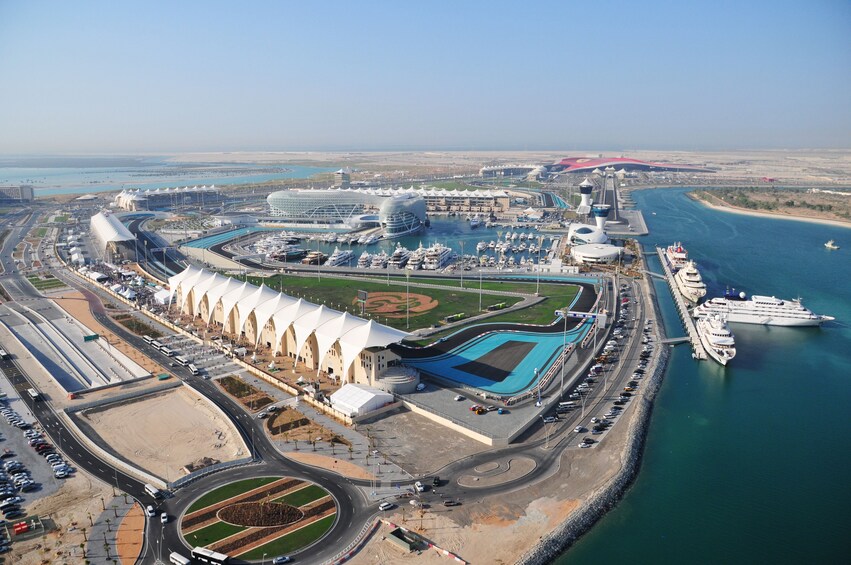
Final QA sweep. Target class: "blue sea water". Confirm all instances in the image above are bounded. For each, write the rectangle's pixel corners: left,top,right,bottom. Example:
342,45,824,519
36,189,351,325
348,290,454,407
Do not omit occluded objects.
0,162,335,196
556,188,851,564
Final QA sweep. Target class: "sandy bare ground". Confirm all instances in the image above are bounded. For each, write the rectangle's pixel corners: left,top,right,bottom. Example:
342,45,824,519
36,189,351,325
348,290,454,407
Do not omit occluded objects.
284,452,376,481
692,192,851,228
116,503,144,564
79,387,247,481
8,472,115,565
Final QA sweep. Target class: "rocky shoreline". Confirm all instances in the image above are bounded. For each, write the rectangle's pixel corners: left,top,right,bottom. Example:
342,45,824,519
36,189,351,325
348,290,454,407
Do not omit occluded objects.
517,257,671,565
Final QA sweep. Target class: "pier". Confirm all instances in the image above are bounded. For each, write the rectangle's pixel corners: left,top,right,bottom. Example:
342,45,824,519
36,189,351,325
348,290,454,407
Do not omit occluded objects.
655,247,706,360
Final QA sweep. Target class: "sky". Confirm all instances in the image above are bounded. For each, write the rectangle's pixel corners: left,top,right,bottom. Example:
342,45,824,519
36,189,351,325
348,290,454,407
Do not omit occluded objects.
0,0,849,153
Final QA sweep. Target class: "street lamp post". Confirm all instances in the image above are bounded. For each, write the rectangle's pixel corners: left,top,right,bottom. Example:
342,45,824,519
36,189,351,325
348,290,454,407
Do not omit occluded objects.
459,241,464,289
538,415,551,448
406,271,410,329
560,313,567,398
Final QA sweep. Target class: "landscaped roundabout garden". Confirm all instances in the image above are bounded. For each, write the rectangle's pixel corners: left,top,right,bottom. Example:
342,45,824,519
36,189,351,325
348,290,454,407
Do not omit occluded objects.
181,476,337,560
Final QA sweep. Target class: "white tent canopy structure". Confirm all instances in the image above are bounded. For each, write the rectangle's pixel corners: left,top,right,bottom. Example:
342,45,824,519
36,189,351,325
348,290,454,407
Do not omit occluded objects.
167,267,410,381
330,384,394,418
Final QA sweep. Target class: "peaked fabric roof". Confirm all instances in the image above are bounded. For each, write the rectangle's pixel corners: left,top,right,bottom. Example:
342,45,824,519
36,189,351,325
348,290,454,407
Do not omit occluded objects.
169,267,410,371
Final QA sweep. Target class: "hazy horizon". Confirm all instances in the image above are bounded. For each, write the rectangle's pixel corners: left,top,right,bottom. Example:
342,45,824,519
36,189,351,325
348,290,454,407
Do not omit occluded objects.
1,1,849,154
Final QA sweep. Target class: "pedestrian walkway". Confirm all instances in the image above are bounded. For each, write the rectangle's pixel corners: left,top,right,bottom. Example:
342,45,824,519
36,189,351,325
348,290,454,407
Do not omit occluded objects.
85,494,137,564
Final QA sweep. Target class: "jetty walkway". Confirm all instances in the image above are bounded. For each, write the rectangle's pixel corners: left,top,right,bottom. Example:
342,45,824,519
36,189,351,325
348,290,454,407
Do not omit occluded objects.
655,247,706,360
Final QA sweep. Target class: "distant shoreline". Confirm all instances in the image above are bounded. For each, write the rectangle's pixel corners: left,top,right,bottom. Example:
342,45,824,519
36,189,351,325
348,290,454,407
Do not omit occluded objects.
688,191,851,230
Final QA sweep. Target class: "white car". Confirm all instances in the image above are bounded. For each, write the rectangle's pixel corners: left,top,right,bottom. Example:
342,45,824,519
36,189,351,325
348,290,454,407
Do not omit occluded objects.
416,383,426,391
454,395,464,401
160,512,168,524
378,502,394,511
145,505,155,517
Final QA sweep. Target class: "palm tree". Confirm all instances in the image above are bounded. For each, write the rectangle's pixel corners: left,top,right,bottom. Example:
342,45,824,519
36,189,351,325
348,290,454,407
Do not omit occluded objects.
79,543,86,558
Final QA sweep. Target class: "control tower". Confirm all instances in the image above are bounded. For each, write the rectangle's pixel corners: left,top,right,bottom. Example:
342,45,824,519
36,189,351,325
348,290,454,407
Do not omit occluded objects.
591,204,612,230
577,178,594,215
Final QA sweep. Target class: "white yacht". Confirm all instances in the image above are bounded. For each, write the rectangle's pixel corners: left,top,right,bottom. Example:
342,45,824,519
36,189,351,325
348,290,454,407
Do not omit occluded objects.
824,239,839,250
405,243,426,270
674,261,707,304
422,243,452,270
325,247,354,267
665,242,688,271
301,250,326,265
476,241,488,253
387,243,412,269
696,315,737,366
364,234,380,245
370,251,389,269
357,251,373,268
694,290,834,327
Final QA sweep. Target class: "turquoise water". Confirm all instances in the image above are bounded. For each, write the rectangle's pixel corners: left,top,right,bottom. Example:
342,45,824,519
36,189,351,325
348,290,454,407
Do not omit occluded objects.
405,322,591,395
0,163,334,196
557,188,851,564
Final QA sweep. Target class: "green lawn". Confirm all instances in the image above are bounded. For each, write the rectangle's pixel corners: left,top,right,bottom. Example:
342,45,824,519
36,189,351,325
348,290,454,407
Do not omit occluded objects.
238,514,336,560
409,284,579,345
272,484,328,507
26,276,67,291
186,477,281,513
183,521,246,548
34,227,47,237
239,273,524,331
53,214,68,223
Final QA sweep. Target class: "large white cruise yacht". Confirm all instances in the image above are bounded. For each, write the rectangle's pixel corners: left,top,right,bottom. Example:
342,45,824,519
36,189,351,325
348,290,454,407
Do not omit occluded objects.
665,242,689,271
694,290,834,327
387,243,412,269
422,243,452,270
674,260,707,304
696,315,737,366
325,247,354,267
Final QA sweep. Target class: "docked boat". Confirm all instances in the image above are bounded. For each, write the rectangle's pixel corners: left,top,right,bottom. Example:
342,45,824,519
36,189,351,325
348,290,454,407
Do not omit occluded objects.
301,250,327,265
268,244,306,261
488,240,496,249
469,214,482,229
476,241,488,253
825,239,839,250
665,242,689,271
405,244,426,270
694,290,834,326
674,260,707,304
422,243,452,270
696,315,737,366
387,243,412,268
364,234,380,245
370,251,389,269
325,247,354,267
357,251,373,268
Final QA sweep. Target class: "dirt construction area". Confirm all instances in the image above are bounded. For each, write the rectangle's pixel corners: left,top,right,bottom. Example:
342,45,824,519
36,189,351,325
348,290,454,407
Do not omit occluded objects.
78,387,248,481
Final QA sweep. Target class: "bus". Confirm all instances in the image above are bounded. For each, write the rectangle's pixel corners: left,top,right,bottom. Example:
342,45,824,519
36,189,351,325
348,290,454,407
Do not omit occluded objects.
142,336,155,345
191,547,230,564
27,388,40,401
169,552,191,565
150,340,163,349
159,346,175,357
0,348,9,360
173,356,190,367
144,483,162,499
188,363,200,376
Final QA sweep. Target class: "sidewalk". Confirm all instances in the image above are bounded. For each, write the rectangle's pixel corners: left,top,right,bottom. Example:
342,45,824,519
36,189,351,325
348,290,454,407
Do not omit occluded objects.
85,494,137,564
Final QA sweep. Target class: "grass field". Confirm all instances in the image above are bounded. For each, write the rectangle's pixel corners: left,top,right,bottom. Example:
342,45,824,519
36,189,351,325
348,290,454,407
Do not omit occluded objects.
53,214,68,223
186,477,280,513
240,273,525,330
186,521,246,547
272,484,328,507
183,477,336,560
239,515,336,561
26,275,67,291
34,227,47,237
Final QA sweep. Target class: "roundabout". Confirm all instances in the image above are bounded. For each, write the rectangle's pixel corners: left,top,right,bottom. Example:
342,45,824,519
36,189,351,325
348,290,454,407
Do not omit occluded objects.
181,476,337,561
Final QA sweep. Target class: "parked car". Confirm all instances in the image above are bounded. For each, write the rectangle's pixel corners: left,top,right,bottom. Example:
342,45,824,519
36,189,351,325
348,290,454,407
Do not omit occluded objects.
378,502,394,511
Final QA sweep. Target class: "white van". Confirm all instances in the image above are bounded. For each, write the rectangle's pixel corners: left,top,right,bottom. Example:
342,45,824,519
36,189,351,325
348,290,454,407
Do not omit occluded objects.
414,481,426,493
